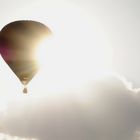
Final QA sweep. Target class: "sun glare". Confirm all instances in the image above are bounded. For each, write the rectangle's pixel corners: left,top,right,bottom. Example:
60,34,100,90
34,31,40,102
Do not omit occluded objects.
0,0,114,97
29,2,114,95
35,36,53,68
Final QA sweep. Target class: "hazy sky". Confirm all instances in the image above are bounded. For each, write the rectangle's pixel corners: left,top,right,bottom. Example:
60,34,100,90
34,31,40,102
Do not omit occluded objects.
1,0,140,86
72,0,140,87
0,0,140,140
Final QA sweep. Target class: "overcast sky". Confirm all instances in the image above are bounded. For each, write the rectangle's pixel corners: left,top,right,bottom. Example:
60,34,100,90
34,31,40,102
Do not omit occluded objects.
71,0,140,87
0,0,140,86
0,0,140,140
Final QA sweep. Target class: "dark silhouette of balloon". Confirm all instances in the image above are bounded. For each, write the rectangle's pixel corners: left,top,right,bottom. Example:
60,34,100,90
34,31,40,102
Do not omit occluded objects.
0,20,52,93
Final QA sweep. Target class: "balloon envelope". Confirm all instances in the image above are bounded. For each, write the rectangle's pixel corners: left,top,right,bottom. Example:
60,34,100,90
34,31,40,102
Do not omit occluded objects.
0,20,52,87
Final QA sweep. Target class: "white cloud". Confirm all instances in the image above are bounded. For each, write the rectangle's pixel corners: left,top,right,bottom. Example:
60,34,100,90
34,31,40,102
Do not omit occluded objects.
0,75,140,140
0,133,37,140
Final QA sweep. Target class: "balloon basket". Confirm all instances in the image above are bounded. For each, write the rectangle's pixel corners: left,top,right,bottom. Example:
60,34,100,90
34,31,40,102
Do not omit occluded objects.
23,87,28,94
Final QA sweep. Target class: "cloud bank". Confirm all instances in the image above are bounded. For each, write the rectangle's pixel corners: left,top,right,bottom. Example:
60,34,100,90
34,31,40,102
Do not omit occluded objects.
0,133,37,140
1,76,140,140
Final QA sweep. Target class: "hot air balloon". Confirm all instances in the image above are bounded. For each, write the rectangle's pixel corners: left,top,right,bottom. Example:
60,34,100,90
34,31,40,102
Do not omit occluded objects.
0,20,52,93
